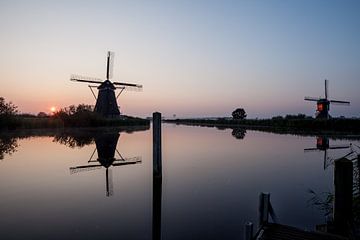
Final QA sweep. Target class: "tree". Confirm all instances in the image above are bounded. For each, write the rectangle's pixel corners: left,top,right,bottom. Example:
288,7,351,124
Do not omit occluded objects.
0,97,18,116
37,112,48,118
232,108,247,120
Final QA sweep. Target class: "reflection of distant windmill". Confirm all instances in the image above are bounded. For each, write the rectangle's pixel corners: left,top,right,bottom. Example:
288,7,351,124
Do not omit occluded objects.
71,51,143,117
304,136,351,169
70,133,141,197
304,79,350,119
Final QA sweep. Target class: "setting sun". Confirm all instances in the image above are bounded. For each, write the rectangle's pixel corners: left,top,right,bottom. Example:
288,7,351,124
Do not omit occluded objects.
50,106,56,113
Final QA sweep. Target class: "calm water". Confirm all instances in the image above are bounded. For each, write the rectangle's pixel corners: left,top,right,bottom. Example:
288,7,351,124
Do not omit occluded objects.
0,124,358,239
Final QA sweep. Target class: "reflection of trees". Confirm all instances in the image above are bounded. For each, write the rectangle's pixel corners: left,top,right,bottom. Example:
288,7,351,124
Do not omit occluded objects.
53,134,94,148
231,128,246,140
0,137,18,160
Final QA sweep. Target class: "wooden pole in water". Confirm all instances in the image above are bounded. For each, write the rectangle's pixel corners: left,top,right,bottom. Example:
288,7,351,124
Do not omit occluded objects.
244,222,253,240
152,112,162,240
153,112,162,178
259,192,270,227
334,158,353,236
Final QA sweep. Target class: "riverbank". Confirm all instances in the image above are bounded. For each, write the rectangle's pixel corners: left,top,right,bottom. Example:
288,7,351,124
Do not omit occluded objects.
164,118,360,136
0,115,150,130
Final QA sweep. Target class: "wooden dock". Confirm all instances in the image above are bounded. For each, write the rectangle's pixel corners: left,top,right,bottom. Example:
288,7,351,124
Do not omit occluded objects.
255,223,348,240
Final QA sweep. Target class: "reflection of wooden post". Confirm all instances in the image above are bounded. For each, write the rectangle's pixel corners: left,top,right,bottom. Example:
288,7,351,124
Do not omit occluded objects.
334,158,353,236
259,192,270,226
244,222,253,240
153,112,162,178
153,176,162,240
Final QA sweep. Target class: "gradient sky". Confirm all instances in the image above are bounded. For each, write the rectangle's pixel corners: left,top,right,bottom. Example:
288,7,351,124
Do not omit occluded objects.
1,0,359,118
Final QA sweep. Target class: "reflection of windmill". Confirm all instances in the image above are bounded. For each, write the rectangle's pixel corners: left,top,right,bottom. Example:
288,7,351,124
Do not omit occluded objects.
304,79,350,119
304,136,351,169
70,133,141,197
71,51,143,117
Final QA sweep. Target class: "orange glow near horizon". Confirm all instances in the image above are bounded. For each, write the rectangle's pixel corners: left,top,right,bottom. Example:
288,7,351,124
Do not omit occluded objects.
50,106,56,114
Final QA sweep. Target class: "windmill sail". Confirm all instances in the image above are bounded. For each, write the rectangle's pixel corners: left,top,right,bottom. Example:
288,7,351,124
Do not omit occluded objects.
106,51,115,80
325,79,328,99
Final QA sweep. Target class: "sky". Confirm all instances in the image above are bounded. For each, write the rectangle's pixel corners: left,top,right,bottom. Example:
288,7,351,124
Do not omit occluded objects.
0,0,359,118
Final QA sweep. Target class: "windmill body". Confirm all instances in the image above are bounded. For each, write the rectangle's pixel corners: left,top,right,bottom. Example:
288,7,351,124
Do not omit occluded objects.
304,80,349,119
71,51,142,118
94,80,120,117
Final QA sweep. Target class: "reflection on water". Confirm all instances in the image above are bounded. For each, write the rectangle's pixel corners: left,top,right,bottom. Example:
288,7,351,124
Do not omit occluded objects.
69,132,142,197
304,136,351,169
0,125,360,239
0,136,18,160
231,128,246,140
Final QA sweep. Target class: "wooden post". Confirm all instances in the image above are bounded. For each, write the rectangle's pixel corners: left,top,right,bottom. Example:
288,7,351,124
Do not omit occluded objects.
152,112,162,240
259,192,270,226
153,112,162,178
244,222,253,240
333,158,353,236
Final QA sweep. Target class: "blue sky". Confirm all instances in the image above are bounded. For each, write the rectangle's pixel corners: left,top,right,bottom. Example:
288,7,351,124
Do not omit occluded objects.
0,0,359,118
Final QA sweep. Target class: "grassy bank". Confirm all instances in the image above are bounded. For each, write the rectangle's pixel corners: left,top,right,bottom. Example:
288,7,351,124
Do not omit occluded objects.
0,114,150,130
164,118,360,135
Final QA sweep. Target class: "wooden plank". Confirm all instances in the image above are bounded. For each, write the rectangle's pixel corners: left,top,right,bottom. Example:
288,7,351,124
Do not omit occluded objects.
256,223,348,240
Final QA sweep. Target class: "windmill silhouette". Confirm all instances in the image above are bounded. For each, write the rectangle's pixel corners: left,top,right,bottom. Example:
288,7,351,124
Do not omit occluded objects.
304,79,350,119
71,51,142,117
304,136,351,169
70,132,141,197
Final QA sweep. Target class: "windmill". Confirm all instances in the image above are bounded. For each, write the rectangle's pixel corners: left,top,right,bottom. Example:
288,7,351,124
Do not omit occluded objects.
70,132,141,197
304,136,351,169
71,51,142,118
304,79,350,119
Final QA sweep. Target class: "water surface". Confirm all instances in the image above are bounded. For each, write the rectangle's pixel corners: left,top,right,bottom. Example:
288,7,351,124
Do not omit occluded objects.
0,124,358,239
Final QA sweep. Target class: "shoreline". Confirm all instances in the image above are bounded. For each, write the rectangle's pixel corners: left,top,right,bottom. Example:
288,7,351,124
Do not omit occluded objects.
164,118,360,139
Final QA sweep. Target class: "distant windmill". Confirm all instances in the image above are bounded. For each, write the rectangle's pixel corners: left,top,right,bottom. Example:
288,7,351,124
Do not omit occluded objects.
304,79,350,119
70,133,141,197
71,51,142,117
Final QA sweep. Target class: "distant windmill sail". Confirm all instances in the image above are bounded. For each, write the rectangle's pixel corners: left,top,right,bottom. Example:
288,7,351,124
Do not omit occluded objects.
70,51,142,117
304,79,350,119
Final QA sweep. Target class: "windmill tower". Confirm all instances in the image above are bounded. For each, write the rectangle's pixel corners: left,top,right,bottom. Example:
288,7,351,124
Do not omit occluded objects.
304,80,350,119
71,51,142,118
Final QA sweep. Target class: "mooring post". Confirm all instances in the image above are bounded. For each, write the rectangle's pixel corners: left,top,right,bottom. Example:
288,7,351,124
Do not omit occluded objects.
152,112,162,240
333,158,353,236
153,112,162,178
259,192,270,227
244,222,253,240
358,155,360,194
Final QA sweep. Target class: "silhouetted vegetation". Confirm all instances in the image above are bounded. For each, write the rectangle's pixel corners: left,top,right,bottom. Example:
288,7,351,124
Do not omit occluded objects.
0,97,19,129
52,104,149,128
165,115,360,135
0,99,149,130
232,108,247,119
